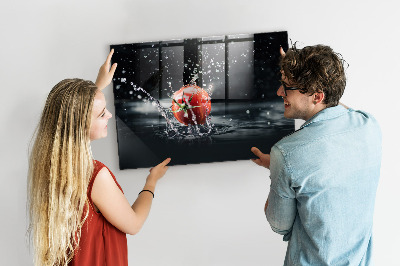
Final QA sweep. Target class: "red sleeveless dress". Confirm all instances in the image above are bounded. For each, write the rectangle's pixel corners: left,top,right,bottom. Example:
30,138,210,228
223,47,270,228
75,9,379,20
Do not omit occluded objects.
69,160,128,266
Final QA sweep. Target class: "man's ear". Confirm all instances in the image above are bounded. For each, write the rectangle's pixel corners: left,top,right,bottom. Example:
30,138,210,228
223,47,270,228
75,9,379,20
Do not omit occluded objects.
313,92,325,104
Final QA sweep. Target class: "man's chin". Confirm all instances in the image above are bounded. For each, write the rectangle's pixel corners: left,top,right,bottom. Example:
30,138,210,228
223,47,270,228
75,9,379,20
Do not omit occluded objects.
283,112,293,119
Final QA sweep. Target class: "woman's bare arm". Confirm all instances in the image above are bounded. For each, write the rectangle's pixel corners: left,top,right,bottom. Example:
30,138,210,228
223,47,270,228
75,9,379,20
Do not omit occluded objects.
91,158,170,235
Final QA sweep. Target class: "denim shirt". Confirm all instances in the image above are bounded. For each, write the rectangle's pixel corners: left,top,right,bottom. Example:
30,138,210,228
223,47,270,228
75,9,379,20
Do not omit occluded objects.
266,105,382,266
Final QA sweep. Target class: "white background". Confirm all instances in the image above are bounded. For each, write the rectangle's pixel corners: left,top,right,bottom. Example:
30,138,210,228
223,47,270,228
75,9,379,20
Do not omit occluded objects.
1,0,399,265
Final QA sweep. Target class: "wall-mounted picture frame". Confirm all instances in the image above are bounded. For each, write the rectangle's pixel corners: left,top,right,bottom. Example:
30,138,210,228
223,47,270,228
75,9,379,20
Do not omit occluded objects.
111,31,294,169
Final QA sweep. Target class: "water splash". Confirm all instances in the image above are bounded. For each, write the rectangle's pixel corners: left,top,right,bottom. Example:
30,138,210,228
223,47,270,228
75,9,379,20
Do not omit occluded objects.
130,83,177,134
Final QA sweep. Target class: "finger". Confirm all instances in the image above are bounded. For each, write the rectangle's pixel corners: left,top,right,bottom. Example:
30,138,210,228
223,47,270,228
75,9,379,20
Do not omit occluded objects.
110,63,117,76
161,158,171,166
251,158,262,166
280,47,286,57
106,49,114,65
251,147,263,158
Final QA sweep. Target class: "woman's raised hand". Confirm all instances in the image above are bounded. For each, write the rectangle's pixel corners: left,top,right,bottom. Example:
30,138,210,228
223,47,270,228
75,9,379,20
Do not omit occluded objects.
95,49,117,90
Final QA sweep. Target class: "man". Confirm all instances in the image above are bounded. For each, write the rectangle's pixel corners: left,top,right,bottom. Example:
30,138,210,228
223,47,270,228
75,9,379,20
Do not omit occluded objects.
251,45,381,265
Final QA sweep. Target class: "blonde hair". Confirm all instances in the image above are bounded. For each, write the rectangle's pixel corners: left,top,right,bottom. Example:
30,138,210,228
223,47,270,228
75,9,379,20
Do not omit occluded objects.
28,79,97,265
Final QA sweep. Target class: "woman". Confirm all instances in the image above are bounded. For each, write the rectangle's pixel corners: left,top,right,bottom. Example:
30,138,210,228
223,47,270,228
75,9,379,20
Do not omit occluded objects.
27,50,170,266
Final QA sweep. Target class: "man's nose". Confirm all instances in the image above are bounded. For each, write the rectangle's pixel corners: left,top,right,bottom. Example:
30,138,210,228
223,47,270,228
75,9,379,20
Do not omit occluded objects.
277,85,285,97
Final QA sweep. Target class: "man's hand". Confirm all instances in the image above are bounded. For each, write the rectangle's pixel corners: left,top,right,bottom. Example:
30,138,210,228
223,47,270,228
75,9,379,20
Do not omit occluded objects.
96,49,117,90
251,147,271,169
339,102,350,109
280,46,286,57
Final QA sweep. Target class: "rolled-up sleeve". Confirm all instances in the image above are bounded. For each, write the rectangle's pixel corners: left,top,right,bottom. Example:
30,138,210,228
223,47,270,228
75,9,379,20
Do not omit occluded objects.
266,145,297,241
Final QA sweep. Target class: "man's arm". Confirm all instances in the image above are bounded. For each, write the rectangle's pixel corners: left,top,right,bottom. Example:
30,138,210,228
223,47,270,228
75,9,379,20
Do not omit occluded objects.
250,147,272,214
250,145,296,238
265,146,297,239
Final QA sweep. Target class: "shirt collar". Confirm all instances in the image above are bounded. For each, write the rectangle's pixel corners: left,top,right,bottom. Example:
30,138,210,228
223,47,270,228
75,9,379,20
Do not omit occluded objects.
300,105,349,129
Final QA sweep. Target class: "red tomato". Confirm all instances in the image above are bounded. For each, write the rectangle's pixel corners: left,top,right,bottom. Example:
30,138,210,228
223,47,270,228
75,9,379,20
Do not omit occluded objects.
171,85,211,125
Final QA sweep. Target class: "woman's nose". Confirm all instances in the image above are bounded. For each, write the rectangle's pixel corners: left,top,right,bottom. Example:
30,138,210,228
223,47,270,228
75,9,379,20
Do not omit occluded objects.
107,111,113,119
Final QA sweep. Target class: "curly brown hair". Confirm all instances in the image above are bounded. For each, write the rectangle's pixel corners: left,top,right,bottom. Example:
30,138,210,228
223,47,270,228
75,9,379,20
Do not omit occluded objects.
280,44,347,107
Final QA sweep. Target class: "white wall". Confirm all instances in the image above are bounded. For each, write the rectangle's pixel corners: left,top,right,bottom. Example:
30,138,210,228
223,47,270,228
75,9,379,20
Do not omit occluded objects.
1,0,399,265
